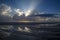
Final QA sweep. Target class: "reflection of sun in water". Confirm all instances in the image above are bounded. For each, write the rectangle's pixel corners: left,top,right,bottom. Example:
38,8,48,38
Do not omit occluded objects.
18,20,33,22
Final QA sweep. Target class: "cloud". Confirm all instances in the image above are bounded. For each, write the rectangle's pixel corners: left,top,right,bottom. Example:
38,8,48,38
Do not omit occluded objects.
0,4,12,16
0,4,12,22
14,9,23,16
25,9,32,16
0,4,58,22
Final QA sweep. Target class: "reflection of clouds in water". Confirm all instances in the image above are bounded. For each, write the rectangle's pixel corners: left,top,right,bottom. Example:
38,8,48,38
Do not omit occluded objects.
24,27,31,32
18,27,31,32
1,25,14,30
0,30,11,38
0,25,14,38
4,32,11,37
0,25,15,38
18,27,23,31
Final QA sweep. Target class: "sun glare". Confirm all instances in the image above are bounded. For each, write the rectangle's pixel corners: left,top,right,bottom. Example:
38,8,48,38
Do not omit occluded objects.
25,9,32,16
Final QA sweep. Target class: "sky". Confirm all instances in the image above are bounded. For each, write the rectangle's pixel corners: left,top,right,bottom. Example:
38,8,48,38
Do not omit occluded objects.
0,0,60,13
0,0,60,22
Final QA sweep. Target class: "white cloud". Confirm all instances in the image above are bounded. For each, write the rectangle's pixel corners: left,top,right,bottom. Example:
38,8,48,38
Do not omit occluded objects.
25,9,32,16
14,9,23,16
0,4,12,22
0,4,12,16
